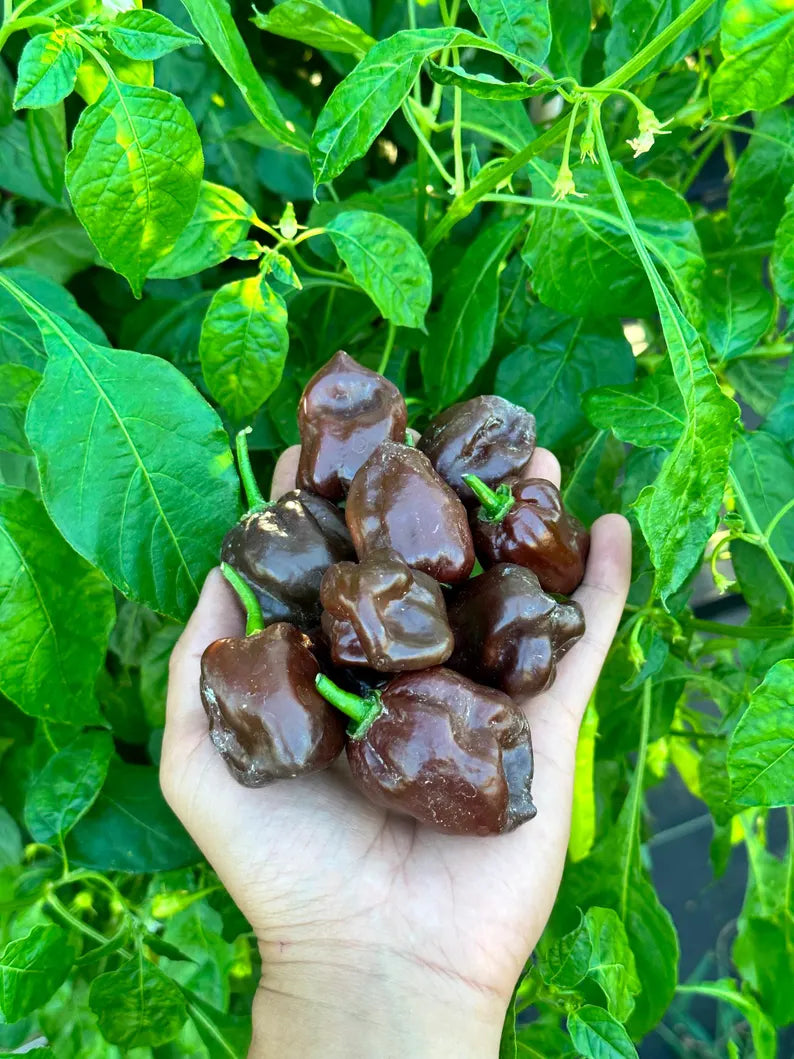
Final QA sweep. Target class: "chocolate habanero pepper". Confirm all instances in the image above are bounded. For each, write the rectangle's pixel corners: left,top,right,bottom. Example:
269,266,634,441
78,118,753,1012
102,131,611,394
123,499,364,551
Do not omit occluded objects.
464,474,590,595
297,350,408,500
221,428,354,629
447,564,585,698
417,395,536,506
314,668,536,836
200,565,346,786
320,548,454,672
346,440,475,583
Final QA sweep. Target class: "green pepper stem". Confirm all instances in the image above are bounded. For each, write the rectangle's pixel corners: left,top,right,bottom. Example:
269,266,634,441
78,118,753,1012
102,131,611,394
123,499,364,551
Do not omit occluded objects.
221,563,265,635
314,674,382,738
462,473,515,522
235,428,270,513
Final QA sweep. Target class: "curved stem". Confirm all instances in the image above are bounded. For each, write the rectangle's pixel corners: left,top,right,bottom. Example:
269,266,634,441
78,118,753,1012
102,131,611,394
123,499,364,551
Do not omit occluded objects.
235,427,268,512
730,469,794,613
314,674,382,737
463,473,515,521
221,563,265,635
0,12,54,50
377,320,397,376
289,245,356,286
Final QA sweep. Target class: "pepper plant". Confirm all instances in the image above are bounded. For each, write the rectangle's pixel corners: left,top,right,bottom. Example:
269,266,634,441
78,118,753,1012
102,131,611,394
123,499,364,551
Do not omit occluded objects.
0,0,793,1054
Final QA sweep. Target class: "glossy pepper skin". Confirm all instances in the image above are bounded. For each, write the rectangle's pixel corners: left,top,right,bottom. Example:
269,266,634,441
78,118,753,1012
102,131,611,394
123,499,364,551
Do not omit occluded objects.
346,440,475,583
315,668,536,836
221,430,354,629
418,395,536,506
297,350,408,500
467,476,590,594
200,569,346,786
320,548,454,672
447,564,585,698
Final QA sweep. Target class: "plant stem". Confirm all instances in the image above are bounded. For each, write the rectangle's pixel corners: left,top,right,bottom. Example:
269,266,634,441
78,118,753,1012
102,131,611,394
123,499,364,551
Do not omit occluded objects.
47,891,119,949
221,563,265,635
462,474,515,520
403,101,456,187
314,674,381,737
288,245,356,286
680,126,723,195
619,679,652,920
235,427,269,512
377,321,397,375
424,0,718,249
730,469,794,613
765,496,794,542
0,12,53,50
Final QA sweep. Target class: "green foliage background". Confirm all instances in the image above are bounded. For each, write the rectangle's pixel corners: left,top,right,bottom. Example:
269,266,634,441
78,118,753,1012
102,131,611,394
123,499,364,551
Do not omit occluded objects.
0,0,793,1054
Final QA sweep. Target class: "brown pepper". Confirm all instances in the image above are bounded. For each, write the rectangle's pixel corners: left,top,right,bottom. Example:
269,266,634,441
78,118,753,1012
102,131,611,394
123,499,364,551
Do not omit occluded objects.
345,440,475,583
446,563,585,698
297,350,408,500
320,548,454,672
418,395,536,506
314,668,537,836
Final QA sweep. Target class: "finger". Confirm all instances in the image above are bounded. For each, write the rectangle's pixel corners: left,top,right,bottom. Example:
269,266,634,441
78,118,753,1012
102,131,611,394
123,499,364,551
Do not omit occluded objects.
527,513,632,733
524,446,560,488
270,445,300,500
164,567,244,750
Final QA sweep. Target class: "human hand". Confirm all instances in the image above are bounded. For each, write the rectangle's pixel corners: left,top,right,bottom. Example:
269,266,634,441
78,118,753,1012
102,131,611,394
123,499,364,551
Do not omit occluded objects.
162,446,632,1059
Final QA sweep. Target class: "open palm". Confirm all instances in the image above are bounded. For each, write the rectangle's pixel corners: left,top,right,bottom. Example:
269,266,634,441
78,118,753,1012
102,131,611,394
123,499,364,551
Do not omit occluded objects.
162,445,631,1056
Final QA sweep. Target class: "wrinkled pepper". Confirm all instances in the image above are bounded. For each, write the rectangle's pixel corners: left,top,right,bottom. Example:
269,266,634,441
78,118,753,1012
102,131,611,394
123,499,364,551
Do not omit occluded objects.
221,428,354,628
320,548,454,672
297,350,408,500
314,667,536,835
346,440,475,583
447,564,585,698
418,395,536,506
200,565,346,786
465,474,589,595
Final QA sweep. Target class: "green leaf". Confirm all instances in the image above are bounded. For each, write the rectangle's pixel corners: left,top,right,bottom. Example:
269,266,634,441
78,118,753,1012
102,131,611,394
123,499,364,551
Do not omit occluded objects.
498,979,518,1059
199,276,288,422
634,297,739,605
5,280,241,620
13,30,82,110
66,82,203,297
0,363,40,454
0,120,62,207
771,185,794,315
149,181,256,280
677,979,776,1059
467,0,551,65
569,698,598,862
728,108,794,243
326,210,432,328
495,306,635,451
0,487,114,725
27,105,66,202
426,62,554,100
0,806,23,869
0,212,97,284
584,370,685,450
703,263,775,361
68,760,200,871
107,9,200,61
523,163,703,319
0,926,75,1022
253,0,376,56
732,915,794,1028
605,0,721,80
461,91,536,152
310,28,513,184
548,0,590,79
763,357,794,445
24,731,114,844
567,1006,638,1059
178,0,308,151
711,0,794,116
89,952,187,1048
732,430,794,562
728,659,794,807
261,249,302,289
422,217,521,409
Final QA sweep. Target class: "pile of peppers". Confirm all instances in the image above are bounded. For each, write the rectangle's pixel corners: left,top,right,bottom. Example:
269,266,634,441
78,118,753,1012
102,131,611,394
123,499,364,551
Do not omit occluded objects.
201,351,589,837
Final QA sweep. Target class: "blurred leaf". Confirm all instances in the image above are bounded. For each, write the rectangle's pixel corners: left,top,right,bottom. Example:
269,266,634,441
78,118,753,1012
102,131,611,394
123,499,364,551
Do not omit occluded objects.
0,487,114,725
711,0,794,116
732,915,794,1028
26,105,66,202
24,731,114,844
0,212,97,283
0,119,64,207
89,951,187,1048
0,926,74,1022
0,364,40,453
68,760,200,871
199,276,288,421
732,430,794,562
0,807,22,870
771,185,794,315
728,659,794,807
605,0,721,80
66,83,203,296
548,0,590,79
729,108,794,243
677,979,776,1059
326,210,432,328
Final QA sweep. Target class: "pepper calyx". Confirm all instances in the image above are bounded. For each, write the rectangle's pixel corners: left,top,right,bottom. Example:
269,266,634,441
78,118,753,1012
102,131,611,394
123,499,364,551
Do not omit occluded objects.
462,473,515,522
314,674,382,739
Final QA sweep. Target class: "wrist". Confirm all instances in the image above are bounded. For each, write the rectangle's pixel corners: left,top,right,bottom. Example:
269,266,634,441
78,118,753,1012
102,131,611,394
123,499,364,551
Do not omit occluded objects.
249,937,507,1059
